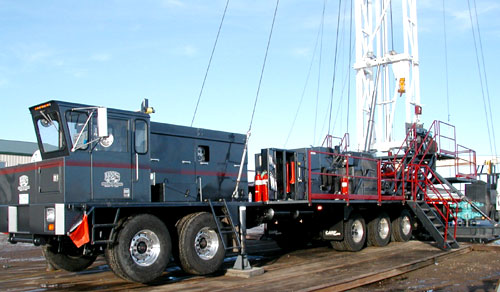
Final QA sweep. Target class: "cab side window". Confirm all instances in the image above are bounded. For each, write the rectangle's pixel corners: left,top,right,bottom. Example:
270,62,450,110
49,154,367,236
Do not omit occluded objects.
66,111,89,150
95,118,128,152
135,120,148,154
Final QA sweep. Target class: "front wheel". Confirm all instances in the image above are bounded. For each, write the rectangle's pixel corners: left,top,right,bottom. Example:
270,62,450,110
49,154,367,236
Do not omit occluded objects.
106,214,172,283
42,240,97,272
178,212,225,275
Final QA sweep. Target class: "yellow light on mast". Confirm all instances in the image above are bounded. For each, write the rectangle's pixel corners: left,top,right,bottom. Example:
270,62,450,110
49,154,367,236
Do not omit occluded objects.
398,78,406,96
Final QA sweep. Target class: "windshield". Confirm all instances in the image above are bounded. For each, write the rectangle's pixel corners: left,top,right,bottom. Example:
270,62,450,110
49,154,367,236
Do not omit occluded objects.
36,111,65,152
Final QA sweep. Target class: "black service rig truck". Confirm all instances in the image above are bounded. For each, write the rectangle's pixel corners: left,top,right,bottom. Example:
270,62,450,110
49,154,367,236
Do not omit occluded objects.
0,100,498,283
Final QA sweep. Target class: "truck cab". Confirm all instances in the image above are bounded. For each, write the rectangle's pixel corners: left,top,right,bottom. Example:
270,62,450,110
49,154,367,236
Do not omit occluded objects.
0,101,152,241
0,100,248,283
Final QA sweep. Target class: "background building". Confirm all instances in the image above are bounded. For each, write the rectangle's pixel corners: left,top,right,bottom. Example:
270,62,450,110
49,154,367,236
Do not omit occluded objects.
0,139,39,167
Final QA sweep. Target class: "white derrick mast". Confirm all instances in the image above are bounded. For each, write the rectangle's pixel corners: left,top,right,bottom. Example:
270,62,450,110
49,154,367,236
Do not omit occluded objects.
354,0,420,152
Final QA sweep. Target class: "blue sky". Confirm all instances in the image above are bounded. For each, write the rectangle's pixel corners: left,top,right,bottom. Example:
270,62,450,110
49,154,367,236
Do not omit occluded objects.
0,0,499,167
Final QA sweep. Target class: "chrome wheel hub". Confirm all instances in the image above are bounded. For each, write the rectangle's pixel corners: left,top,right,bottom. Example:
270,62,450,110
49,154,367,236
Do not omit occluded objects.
378,218,390,239
129,230,161,267
194,227,219,260
351,219,364,243
402,216,411,235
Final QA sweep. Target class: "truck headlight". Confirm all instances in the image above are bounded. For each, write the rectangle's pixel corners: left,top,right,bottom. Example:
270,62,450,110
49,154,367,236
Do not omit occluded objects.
46,208,55,223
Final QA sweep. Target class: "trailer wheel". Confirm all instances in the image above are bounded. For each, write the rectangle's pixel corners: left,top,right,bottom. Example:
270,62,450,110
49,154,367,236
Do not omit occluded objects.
107,214,172,283
392,209,412,242
178,212,225,275
330,240,346,251
367,212,391,247
343,213,366,251
42,241,97,272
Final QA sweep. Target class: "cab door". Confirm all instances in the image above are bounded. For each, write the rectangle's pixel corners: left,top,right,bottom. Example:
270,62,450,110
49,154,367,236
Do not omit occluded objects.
132,119,151,202
91,117,133,200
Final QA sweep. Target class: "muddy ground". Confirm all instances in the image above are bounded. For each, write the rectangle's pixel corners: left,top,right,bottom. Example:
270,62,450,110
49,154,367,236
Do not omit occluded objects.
1,233,500,291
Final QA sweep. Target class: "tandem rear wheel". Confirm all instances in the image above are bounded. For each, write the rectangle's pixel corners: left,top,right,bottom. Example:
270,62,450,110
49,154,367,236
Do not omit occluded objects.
177,212,225,275
106,214,172,283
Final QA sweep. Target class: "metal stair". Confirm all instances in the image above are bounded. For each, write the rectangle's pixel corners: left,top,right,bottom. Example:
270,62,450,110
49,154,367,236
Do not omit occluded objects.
208,199,241,252
408,201,459,250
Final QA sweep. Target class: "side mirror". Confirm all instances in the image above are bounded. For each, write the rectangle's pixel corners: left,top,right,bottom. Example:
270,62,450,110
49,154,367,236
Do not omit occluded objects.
97,107,108,137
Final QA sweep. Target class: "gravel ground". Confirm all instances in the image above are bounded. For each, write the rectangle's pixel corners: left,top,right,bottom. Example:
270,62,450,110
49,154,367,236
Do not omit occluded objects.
353,242,500,292
1,233,500,291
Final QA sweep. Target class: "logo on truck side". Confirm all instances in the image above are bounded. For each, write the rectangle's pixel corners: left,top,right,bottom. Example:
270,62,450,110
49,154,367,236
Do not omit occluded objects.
325,230,341,236
18,175,30,191
101,171,124,188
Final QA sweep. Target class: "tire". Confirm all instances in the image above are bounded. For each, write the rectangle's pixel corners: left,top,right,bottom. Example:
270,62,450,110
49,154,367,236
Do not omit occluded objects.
173,213,198,266
42,241,97,272
392,209,413,242
330,240,346,251
342,213,366,252
367,212,391,247
106,214,172,283
178,212,225,275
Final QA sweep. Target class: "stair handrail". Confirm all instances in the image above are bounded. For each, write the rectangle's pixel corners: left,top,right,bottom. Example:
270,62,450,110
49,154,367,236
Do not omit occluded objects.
411,164,459,241
432,171,496,224
391,121,439,197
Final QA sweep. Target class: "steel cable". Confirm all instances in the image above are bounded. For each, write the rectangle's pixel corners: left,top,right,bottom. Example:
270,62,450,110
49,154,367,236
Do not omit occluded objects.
190,0,230,127
467,0,495,157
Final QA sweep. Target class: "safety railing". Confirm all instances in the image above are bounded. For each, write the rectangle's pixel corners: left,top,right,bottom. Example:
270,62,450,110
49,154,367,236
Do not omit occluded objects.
390,121,439,196
307,150,404,205
321,133,349,152
434,121,456,157
410,164,459,242
456,144,477,179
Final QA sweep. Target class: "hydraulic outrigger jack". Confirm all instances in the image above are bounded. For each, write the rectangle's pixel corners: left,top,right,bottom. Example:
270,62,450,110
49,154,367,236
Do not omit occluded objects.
227,206,264,277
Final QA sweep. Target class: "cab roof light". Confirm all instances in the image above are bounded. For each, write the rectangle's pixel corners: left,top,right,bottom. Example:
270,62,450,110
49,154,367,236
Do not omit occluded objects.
34,103,51,111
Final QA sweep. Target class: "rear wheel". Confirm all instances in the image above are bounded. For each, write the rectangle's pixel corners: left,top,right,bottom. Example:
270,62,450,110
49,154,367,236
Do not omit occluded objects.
392,209,412,242
42,240,97,272
343,213,366,251
330,240,346,251
173,213,198,266
106,214,172,283
178,212,225,275
367,212,391,247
